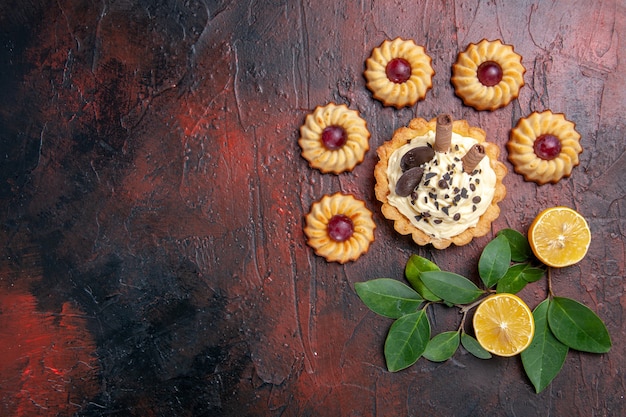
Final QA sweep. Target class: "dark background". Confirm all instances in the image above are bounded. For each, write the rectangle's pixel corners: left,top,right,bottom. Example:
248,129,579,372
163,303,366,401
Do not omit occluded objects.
1,0,625,416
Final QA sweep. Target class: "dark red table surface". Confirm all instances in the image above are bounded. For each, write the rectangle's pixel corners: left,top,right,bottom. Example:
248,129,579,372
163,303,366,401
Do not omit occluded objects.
1,1,625,416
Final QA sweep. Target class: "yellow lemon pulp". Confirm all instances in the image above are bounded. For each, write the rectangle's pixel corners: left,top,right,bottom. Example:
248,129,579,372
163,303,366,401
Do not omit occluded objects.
528,206,591,268
473,293,535,357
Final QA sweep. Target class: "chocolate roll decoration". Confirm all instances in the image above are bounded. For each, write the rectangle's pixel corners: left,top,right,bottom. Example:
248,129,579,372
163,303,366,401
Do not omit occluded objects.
434,114,453,153
462,144,486,173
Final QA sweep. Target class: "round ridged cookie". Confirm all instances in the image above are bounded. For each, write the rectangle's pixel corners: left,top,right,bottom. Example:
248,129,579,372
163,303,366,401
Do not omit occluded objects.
507,110,582,185
299,103,370,174
452,39,525,111
364,38,434,109
304,193,376,264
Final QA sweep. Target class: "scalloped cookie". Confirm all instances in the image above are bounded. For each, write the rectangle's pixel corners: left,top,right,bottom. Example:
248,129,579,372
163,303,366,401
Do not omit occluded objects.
452,39,525,111
364,38,434,109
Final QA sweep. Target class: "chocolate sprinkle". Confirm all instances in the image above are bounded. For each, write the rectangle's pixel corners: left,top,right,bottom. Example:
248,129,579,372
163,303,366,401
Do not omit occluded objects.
434,219,443,224
453,213,461,221
472,196,482,204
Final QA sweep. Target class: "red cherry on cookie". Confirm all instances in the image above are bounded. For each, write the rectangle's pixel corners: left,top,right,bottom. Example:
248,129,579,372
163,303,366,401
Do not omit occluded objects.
321,126,347,150
533,134,562,160
477,61,503,86
327,214,354,242
386,58,412,84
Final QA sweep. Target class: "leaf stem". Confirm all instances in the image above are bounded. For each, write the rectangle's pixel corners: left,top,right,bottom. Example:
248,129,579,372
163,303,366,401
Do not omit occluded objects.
458,311,467,332
458,295,488,314
456,295,489,332
547,266,555,298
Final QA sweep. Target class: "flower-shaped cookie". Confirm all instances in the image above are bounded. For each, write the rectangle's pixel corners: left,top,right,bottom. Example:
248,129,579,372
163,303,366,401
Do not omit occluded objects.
364,38,434,108
304,193,376,264
507,110,582,185
451,39,525,111
299,103,370,174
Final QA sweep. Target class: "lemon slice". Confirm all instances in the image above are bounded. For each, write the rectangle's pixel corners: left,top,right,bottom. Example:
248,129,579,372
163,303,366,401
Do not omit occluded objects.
528,206,591,268
473,293,535,357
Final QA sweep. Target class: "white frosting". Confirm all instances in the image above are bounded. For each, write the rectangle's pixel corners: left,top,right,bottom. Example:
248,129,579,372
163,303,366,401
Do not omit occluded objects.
386,130,497,239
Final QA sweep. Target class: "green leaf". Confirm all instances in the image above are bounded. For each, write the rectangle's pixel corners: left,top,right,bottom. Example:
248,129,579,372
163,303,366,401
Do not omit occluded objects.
405,255,442,301
521,299,569,393
461,333,492,359
384,309,430,372
478,234,511,288
355,278,424,319
521,266,545,283
496,263,532,294
497,228,532,262
548,297,612,353
423,331,460,362
419,271,484,305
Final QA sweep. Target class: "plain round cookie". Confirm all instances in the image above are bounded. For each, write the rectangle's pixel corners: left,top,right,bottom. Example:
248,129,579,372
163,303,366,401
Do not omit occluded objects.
298,103,370,174
304,193,376,264
451,39,525,111
364,38,434,109
507,110,582,185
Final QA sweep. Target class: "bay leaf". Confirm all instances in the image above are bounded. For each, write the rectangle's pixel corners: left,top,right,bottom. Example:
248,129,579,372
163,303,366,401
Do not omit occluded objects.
521,299,569,393
384,309,430,372
478,234,511,288
405,255,442,301
497,228,532,262
419,271,484,305
461,332,492,359
547,297,612,353
355,278,424,319
423,331,460,362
